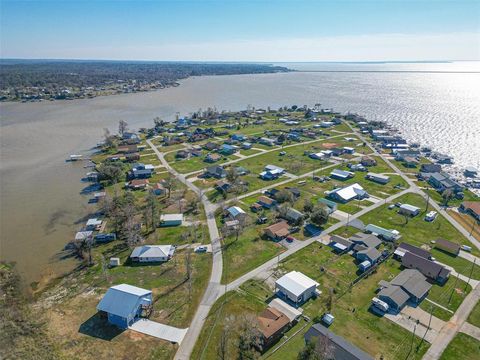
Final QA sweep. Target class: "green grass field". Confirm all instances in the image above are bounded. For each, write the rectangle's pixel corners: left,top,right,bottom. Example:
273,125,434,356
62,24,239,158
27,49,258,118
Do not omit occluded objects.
440,333,480,360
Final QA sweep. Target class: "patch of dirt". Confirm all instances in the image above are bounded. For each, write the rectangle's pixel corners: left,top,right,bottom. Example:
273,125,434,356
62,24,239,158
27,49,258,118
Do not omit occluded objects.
321,142,340,149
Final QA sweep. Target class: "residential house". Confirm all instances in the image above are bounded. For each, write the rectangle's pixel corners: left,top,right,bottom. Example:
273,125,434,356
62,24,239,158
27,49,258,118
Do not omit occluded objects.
365,172,390,184
398,204,421,217
309,152,326,160
350,233,382,249
275,271,319,305
330,169,354,180
159,214,183,227
151,183,166,196
226,206,247,221
205,165,227,179
304,324,373,360
256,307,291,350
356,247,382,265
361,157,377,167
434,238,460,256
428,172,463,193
459,201,480,221
97,284,153,329
130,245,175,263
420,163,442,173
401,252,450,284
220,144,237,155
118,145,138,154
330,235,354,253
377,269,431,311
205,153,222,163
128,179,149,190
394,242,431,260
260,165,285,180
190,148,203,157
259,137,276,147
344,147,355,154
85,218,103,231
242,142,252,150
215,180,232,193
131,163,154,179
365,224,400,241
327,183,368,203
231,134,247,142
402,156,419,168
125,152,140,162
264,221,290,240
257,196,277,209
176,150,189,159
282,207,304,224
203,142,219,151
318,198,338,213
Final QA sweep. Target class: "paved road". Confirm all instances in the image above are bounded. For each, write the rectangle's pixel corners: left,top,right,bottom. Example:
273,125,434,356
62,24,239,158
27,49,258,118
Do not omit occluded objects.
147,139,223,360
422,282,480,360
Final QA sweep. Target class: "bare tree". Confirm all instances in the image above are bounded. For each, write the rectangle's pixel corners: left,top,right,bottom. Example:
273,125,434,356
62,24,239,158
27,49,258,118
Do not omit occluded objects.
236,314,261,360
118,119,128,136
217,316,234,360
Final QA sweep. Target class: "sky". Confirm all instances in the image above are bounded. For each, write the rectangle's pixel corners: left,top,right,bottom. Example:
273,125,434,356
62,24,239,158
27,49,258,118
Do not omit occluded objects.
1,0,479,61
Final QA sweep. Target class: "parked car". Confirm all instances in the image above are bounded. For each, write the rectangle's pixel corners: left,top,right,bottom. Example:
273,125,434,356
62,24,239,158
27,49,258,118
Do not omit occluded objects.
256,216,268,224
286,235,296,243
388,204,395,210
279,151,286,156
194,246,208,253
395,202,402,207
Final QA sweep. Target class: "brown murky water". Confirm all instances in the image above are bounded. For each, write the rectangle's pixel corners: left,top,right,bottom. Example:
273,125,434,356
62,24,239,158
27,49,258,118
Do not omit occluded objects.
1,69,479,289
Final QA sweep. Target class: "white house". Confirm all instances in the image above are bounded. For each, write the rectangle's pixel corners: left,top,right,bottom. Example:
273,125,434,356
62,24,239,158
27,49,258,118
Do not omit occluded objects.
226,206,247,220
275,271,319,305
365,172,390,184
327,183,368,203
130,245,175,263
399,204,421,217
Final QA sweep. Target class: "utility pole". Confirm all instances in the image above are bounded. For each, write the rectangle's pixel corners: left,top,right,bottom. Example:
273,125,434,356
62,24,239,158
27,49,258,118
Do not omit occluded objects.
406,320,418,360
448,273,459,305
419,304,433,350
465,258,476,292
425,188,430,213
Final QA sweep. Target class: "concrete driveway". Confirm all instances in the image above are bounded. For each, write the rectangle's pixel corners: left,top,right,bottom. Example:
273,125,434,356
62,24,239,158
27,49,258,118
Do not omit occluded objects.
129,319,188,344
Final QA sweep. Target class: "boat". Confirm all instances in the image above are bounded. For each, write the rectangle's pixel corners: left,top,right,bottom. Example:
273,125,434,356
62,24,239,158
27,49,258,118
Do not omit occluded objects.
68,154,83,161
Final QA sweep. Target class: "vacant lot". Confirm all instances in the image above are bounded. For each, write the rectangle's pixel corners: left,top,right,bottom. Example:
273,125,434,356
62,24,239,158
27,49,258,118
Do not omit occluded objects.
439,333,480,360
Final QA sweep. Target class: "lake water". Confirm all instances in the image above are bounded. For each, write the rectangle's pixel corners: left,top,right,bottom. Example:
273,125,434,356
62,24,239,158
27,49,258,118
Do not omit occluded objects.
1,61,479,288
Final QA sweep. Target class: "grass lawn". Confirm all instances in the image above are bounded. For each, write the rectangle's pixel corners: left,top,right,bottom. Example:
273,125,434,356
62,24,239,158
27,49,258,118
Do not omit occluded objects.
164,152,235,174
239,148,263,156
440,333,480,360
219,213,285,284
419,301,453,322
423,275,471,313
447,210,480,242
467,299,480,328
359,193,480,262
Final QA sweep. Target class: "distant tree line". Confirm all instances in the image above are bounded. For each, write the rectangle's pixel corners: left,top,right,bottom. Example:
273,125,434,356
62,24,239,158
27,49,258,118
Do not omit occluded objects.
0,60,290,90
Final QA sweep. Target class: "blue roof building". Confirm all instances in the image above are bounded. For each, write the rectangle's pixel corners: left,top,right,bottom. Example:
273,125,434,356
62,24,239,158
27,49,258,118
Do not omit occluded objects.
97,284,153,329
220,144,237,155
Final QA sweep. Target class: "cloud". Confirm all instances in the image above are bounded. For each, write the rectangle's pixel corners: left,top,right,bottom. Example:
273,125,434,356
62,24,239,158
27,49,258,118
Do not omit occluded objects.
3,32,479,61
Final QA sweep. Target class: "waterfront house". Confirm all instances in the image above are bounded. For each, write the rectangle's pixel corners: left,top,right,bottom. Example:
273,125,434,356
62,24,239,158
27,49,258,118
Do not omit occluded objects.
264,221,290,240
365,172,390,184
275,271,319,305
402,156,419,168
428,172,463,193
304,324,373,360
97,284,153,329
85,218,103,231
159,213,183,227
420,163,442,173
130,245,175,263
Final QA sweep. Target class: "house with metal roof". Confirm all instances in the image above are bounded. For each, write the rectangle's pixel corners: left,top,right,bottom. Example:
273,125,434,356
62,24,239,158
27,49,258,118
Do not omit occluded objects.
365,172,390,184
318,198,338,213
330,169,354,180
329,235,354,253
130,245,175,263
97,284,153,329
326,183,368,203
275,271,319,305
160,213,183,227
399,203,421,217
204,165,227,179
304,323,373,360
356,247,382,264
282,207,304,224
226,206,247,220
364,224,400,241
434,238,460,255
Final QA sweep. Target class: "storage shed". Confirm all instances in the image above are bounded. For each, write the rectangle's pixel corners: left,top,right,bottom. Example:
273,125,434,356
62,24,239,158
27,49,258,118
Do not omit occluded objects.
275,271,319,305
160,213,183,227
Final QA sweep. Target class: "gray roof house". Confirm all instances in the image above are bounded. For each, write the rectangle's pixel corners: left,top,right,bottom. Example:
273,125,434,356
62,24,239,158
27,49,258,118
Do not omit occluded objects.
283,207,304,223
356,247,382,264
350,233,382,249
401,252,450,284
378,269,431,311
330,235,354,253
395,242,431,260
304,323,373,360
